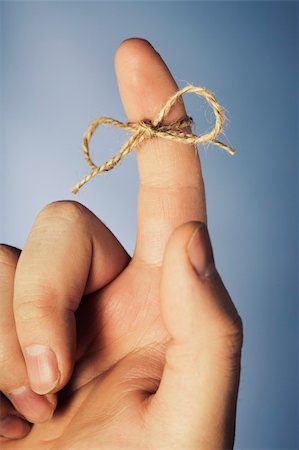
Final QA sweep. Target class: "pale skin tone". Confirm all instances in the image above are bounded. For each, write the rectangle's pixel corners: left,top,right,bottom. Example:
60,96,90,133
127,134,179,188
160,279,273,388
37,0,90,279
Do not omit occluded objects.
0,39,243,449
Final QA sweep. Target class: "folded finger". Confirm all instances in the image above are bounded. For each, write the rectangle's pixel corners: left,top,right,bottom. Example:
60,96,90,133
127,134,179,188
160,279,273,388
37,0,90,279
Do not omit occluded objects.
0,393,31,440
13,201,130,395
0,245,54,426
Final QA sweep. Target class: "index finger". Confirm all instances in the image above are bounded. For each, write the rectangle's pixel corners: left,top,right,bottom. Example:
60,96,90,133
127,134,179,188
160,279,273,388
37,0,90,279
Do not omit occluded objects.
115,38,207,266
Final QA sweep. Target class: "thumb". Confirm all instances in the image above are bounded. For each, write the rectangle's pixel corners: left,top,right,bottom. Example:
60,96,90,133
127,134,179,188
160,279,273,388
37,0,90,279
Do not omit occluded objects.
150,221,243,450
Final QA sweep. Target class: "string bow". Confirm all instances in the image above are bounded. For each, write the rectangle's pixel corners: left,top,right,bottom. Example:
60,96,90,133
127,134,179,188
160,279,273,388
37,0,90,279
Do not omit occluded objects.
71,84,236,194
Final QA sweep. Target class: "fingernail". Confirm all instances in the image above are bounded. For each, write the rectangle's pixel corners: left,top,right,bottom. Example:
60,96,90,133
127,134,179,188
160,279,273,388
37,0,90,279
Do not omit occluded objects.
8,386,54,423
24,345,60,395
187,223,216,278
0,415,31,439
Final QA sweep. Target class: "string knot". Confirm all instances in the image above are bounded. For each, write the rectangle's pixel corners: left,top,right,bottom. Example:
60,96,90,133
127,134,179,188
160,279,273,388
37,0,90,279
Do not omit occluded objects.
71,84,236,194
136,120,158,138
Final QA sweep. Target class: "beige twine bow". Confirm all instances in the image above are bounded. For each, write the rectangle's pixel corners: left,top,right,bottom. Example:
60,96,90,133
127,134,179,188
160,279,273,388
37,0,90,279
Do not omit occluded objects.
71,84,236,194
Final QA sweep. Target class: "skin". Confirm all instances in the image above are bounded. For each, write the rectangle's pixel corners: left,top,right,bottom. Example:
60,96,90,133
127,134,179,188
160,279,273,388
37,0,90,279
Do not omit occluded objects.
0,38,243,449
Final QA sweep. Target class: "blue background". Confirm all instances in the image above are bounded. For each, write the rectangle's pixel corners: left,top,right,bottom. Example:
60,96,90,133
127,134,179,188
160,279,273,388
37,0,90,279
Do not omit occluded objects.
1,1,298,448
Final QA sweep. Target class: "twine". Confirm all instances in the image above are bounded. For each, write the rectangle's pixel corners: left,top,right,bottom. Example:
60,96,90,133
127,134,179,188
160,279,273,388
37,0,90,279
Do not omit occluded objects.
71,84,236,194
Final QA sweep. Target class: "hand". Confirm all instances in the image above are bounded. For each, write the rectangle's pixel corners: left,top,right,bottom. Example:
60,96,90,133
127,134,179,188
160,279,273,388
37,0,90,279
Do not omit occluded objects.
0,38,243,450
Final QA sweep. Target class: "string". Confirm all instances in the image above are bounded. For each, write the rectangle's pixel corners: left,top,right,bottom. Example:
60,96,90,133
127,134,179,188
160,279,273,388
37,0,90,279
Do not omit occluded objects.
71,84,236,194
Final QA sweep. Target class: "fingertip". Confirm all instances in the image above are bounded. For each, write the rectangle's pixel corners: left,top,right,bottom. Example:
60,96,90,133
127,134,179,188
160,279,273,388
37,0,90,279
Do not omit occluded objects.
8,386,56,424
115,37,158,68
161,220,242,345
186,222,216,279
115,37,180,123
163,220,208,268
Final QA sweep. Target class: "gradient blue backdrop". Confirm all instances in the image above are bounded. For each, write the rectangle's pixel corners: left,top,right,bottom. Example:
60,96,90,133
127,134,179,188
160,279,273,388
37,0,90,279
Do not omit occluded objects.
1,2,298,449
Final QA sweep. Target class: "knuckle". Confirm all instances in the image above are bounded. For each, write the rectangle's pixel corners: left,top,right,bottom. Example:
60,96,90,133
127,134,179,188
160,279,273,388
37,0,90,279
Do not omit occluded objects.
0,244,20,269
213,312,243,360
0,343,25,390
0,341,14,369
220,310,243,336
15,293,57,323
36,200,88,227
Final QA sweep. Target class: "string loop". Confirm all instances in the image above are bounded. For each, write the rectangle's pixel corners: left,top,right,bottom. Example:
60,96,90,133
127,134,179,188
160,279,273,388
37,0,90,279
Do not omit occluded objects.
71,84,236,194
